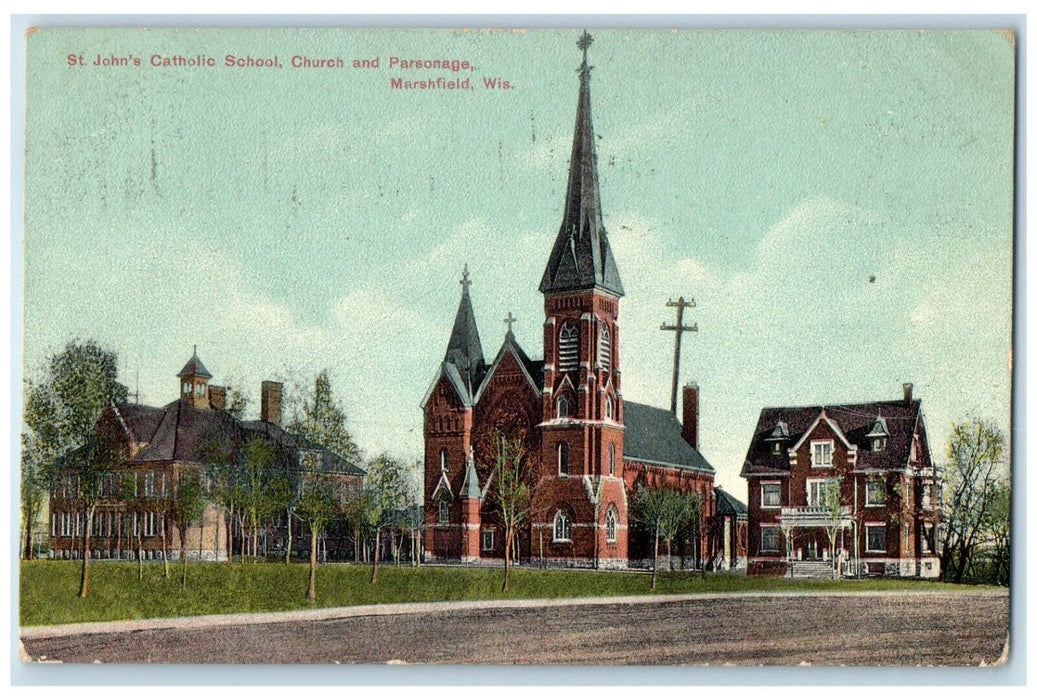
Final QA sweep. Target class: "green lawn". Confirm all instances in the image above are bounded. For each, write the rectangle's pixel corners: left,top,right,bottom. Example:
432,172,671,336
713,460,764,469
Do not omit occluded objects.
20,560,977,627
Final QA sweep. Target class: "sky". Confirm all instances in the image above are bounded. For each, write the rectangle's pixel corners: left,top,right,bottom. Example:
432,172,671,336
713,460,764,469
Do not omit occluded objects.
22,28,1015,500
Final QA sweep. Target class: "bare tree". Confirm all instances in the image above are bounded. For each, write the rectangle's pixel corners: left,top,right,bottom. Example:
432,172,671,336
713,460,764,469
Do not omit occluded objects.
171,468,205,590
984,481,1010,586
939,419,1007,584
485,434,531,592
366,455,409,584
297,474,341,601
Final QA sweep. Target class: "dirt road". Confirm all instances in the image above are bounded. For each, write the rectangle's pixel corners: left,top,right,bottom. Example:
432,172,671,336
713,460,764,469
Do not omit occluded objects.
21,591,1009,666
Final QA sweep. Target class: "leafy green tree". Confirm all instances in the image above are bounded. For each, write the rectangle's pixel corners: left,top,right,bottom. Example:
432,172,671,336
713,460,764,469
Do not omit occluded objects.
225,385,250,420
287,370,361,465
20,435,49,560
267,468,301,564
940,419,1007,584
297,474,342,601
485,434,531,592
67,427,127,598
240,436,279,562
633,485,699,590
820,477,845,579
200,433,243,563
22,340,128,560
342,486,376,563
171,469,206,590
365,454,409,584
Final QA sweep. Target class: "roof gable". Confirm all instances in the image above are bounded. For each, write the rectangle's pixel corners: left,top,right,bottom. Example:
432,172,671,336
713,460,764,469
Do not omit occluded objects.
473,335,542,405
789,409,854,452
741,399,924,478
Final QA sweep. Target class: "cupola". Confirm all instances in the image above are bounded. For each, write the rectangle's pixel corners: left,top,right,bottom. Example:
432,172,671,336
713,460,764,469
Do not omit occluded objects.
177,345,212,409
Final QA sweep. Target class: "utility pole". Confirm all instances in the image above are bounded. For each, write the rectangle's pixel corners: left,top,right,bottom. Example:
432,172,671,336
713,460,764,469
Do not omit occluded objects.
660,296,698,414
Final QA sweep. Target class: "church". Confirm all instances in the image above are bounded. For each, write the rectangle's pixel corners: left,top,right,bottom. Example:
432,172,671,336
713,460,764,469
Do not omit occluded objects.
421,33,720,569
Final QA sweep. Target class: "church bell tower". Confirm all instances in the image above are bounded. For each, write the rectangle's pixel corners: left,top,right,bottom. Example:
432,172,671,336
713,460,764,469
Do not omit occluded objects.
534,32,628,567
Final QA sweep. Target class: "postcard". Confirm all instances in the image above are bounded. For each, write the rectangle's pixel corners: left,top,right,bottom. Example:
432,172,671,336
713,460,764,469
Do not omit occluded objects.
17,26,1014,669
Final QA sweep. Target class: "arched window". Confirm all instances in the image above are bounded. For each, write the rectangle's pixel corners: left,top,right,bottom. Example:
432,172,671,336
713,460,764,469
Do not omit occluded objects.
604,395,614,420
440,449,448,472
556,394,570,418
438,499,450,524
598,324,611,370
557,442,570,476
558,322,579,372
608,443,616,476
553,510,573,542
605,505,618,543
182,381,190,395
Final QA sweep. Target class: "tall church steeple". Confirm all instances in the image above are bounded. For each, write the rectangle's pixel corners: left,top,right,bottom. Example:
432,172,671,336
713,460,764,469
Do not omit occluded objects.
444,264,485,392
539,30,624,298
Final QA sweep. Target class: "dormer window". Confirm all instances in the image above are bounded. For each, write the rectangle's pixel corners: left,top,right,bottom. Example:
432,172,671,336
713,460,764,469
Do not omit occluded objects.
764,421,790,456
865,417,890,454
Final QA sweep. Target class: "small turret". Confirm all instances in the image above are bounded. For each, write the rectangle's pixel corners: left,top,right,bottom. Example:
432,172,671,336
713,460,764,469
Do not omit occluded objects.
177,346,212,409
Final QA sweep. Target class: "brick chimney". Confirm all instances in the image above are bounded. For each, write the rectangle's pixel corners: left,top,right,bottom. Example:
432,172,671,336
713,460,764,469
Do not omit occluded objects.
903,382,913,405
682,382,699,450
261,381,283,426
208,385,227,411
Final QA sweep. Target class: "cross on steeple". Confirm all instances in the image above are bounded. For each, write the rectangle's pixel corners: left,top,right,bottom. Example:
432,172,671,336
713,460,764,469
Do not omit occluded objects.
577,30,593,79
503,311,517,337
460,263,471,291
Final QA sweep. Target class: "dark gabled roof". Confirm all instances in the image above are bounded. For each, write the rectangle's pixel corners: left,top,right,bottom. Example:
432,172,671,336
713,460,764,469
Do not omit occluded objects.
714,486,748,518
112,400,364,476
539,35,623,298
740,399,924,478
176,349,212,379
111,403,166,447
623,401,714,473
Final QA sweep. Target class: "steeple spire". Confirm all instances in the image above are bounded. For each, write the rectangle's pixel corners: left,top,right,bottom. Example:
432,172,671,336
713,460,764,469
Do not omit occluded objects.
444,264,485,390
540,31,624,297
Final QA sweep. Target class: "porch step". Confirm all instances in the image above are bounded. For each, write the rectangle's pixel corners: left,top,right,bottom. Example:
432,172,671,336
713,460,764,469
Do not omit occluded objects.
789,560,836,580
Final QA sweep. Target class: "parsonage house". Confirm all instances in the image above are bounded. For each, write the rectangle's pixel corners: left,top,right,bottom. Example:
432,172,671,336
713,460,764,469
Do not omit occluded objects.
740,384,942,579
420,33,723,570
48,350,365,562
